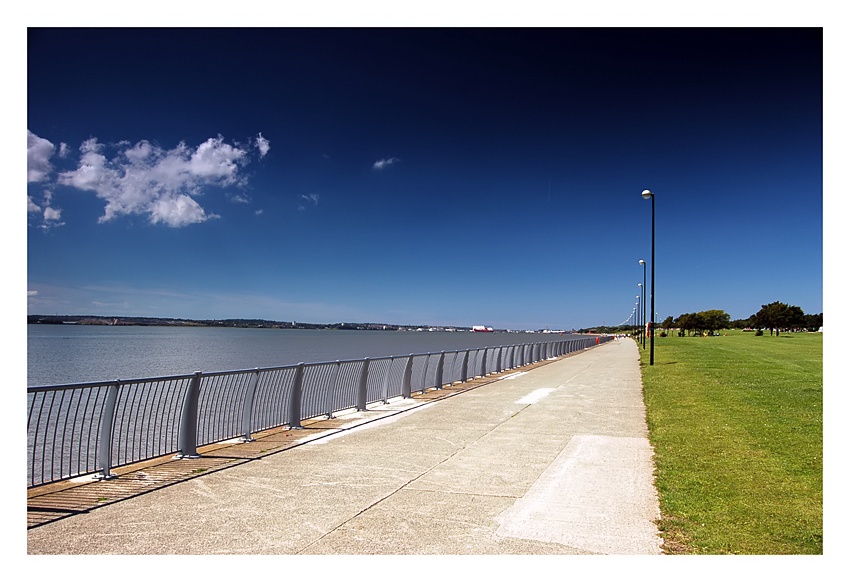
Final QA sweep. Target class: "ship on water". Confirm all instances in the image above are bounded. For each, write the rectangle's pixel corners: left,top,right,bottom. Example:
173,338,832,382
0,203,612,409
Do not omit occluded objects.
472,325,494,332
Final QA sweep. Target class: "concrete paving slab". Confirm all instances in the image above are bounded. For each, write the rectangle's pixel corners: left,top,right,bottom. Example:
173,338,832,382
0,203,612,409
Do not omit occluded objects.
27,339,663,555
495,434,662,554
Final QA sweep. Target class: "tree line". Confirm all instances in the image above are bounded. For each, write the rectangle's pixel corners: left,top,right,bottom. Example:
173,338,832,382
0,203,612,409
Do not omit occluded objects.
658,301,822,337
585,301,822,337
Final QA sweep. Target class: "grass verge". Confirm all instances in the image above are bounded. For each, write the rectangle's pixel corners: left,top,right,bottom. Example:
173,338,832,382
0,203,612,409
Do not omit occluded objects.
638,331,822,554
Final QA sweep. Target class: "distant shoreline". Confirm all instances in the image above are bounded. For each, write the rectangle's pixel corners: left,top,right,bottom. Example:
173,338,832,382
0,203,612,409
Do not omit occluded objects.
27,314,582,335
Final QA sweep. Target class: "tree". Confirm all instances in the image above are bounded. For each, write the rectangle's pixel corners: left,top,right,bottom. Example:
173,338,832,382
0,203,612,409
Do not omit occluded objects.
730,317,755,329
753,301,806,336
674,310,729,336
661,316,675,331
675,312,701,336
702,309,731,334
803,313,823,331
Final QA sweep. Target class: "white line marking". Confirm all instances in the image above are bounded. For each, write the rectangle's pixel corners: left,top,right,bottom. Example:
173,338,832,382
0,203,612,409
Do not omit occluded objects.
515,388,555,405
307,403,435,444
500,371,528,381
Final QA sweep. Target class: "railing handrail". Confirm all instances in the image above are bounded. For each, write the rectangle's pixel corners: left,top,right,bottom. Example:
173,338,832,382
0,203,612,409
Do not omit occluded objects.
28,345,518,391
27,336,612,487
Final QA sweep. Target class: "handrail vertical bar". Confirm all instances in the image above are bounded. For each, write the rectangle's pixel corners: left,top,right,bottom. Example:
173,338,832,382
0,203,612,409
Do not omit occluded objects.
356,358,370,411
434,352,445,390
326,361,341,418
480,348,488,377
420,353,430,392
381,357,393,403
289,363,305,429
461,350,469,382
177,372,202,459
97,380,120,479
402,355,413,399
240,369,259,442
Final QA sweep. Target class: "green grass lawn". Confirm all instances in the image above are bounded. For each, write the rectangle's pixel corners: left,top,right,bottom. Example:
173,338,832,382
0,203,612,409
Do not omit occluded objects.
638,331,823,554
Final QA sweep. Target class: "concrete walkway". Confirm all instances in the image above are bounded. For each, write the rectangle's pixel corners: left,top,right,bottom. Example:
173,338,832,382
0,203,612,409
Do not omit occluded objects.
27,339,663,555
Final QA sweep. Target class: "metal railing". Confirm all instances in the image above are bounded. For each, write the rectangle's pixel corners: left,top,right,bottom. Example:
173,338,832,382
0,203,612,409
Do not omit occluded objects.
27,336,611,487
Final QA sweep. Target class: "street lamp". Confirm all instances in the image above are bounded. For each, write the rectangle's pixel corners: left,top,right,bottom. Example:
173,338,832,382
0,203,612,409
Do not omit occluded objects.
639,259,646,349
638,283,644,348
633,303,638,339
636,296,641,342
641,190,655,365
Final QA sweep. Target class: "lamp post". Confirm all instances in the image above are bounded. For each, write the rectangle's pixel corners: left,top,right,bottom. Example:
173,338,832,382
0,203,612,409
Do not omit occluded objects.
636,296,641,343
641,190,655,365
638,283,644,349
639,259,646,349
632,303,638,340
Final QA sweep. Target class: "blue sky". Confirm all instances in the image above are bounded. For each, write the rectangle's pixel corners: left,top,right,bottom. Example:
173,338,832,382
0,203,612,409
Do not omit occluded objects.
26,24,825,330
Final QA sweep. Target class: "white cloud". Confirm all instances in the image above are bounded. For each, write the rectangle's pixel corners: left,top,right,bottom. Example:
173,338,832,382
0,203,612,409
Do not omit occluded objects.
188,136,246,183
149,194,212,227
50,134,264,227
28,130,55,182
29,189,64,228
255,133,270,157
372,157,400,170
298,193,320,211
43,206,62,222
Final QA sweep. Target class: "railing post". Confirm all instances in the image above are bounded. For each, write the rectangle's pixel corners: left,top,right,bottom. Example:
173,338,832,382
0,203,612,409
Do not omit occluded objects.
177,371,202,459
240,369,260,442
402,355,413,398
461,350,470,382
357,358,370,410
289,363,305,429
449,351,459,385
480,348,488,377
496,346,503,372
434,352,445,390
96,380,120,480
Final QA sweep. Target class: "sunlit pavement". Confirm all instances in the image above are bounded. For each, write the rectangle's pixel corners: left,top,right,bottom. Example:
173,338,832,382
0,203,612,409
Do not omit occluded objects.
27,339,662,555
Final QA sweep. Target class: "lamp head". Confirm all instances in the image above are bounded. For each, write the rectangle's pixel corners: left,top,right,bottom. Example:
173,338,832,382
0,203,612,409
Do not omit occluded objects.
641,189,653,199
639,259,645,266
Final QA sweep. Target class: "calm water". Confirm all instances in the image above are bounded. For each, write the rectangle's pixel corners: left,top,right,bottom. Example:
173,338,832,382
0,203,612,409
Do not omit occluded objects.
28,325,582,387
